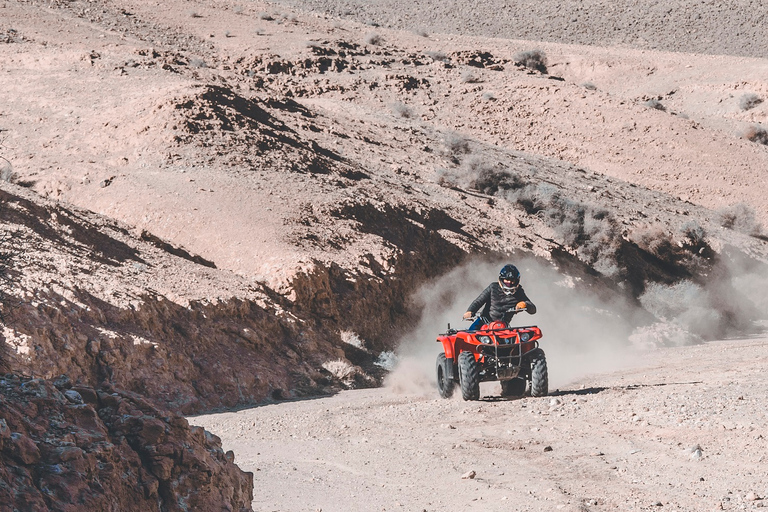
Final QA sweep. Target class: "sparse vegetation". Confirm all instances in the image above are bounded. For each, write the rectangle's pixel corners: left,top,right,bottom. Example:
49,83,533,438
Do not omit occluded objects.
188,57,207,68
364,32,382,45
582,82,597,91
717,203,762,235
642,98,666,111
513,49,547,73
461,69,480,83
482,91,496,101
390,101,414,119
739,93,763,111
259,12,274,21
188,11,203,18
743,124,768,145
442,131,470,159
0,158,13,183
425,50,448,61
414,28,429,37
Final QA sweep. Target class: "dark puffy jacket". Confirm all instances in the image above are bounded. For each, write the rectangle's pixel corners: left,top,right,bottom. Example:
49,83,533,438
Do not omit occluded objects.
467,282,536,322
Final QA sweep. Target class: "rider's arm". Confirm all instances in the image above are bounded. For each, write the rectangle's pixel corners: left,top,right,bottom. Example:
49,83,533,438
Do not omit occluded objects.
467,284,492,315
517,286,537,314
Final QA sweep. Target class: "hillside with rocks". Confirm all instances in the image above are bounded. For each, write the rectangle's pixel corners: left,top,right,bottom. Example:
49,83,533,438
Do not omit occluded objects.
1,0,768,509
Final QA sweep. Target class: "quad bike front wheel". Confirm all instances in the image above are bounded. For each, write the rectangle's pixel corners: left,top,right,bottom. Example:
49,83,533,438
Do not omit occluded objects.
436,352,455,399
500,378,527,397
458,351,480,401
530,350,549,397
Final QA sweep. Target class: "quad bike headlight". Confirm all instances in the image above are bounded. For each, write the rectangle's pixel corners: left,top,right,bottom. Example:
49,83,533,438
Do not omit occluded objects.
477,335,492,344
519,332,531,342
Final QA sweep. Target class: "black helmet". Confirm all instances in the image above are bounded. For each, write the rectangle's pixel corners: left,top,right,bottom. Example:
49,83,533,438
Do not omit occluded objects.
498,264,520,292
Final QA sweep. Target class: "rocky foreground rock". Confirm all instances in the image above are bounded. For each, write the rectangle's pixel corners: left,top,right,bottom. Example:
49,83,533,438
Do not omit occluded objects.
0,375,253,512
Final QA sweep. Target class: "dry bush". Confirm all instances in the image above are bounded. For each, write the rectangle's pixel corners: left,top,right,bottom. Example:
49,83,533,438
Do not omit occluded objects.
743,124,768,145
482,91,496,101
465,158,525,194
717,203,761,234
425,50,448,62
0,157,14,183
582,82,597,91
461,69,480,83
442,131,470,159
630,225,676,259
679,220,707,248
364,32,382,45
414,28,429,37
739,93,763,111
390,101,413,119
188,57,206,68
513,50,547,73
188,10,203,18
259,12,274,21
642,98,666,111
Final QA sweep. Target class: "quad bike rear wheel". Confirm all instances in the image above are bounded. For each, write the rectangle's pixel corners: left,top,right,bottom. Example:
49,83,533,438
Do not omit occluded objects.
530,350,549,397
500,378,527,397
458,351,480,401
436,352,455,399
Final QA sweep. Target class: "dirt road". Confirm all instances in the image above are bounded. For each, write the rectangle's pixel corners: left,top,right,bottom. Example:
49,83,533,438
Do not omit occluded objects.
192,337,768,512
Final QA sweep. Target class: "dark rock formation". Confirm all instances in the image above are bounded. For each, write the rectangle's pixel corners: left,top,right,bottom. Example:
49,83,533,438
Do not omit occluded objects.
0,375,253,512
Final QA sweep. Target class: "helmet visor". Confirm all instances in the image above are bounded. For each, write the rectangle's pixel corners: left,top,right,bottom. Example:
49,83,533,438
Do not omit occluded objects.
500,277,519,290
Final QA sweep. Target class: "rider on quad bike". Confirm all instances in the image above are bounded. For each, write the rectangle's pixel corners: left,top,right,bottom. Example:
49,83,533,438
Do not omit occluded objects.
463,264,537,329
435,263,547,400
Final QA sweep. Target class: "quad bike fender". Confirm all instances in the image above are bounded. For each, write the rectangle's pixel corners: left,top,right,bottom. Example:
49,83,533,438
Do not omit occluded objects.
524,346,545,360
437,336,455,360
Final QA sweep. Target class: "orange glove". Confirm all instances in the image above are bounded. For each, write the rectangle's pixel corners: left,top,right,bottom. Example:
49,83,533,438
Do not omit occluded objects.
515,301,527,310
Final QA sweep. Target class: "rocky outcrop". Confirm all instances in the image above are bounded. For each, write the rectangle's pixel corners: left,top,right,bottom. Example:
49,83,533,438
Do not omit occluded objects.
0,374,253,512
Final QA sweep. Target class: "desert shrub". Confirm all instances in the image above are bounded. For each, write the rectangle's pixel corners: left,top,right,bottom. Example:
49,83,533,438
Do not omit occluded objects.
233,5,244,15
259,12,274,21
482,91,496,101
0,157,14,182
582,82,597,91
188,10,203,18
513,50,547,73
425,50,448,61
642,98,665,111
743,124,768,145
436,167,461,187
739,93,763,111
630,225,676,259
442,131,470,159
679,220,707,247
390,101,413,119
340,331,365,349
414,28,429,37
717,202,761,234
465,158,526,194
364,32,382,45
461,69,479,83
188,57,207,68
639,280,705,320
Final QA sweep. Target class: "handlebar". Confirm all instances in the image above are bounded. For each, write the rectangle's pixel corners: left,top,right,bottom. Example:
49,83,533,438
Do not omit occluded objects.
464,307,527,321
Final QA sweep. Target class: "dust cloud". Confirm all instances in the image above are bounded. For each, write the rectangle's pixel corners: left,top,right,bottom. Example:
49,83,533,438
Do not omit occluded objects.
386,250,768,397
386,258,641,395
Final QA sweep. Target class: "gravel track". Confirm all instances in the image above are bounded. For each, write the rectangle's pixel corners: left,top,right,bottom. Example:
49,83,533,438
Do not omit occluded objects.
193,337,768,512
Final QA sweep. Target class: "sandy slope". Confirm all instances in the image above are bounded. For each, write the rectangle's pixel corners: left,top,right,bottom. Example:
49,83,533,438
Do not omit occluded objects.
193,336,768,512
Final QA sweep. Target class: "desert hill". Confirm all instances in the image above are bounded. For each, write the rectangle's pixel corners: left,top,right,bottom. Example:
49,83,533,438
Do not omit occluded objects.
1,0,768,509
2,0,768,403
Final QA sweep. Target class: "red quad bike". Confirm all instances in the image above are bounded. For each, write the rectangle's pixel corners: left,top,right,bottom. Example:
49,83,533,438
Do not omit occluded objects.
435,309,548,400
